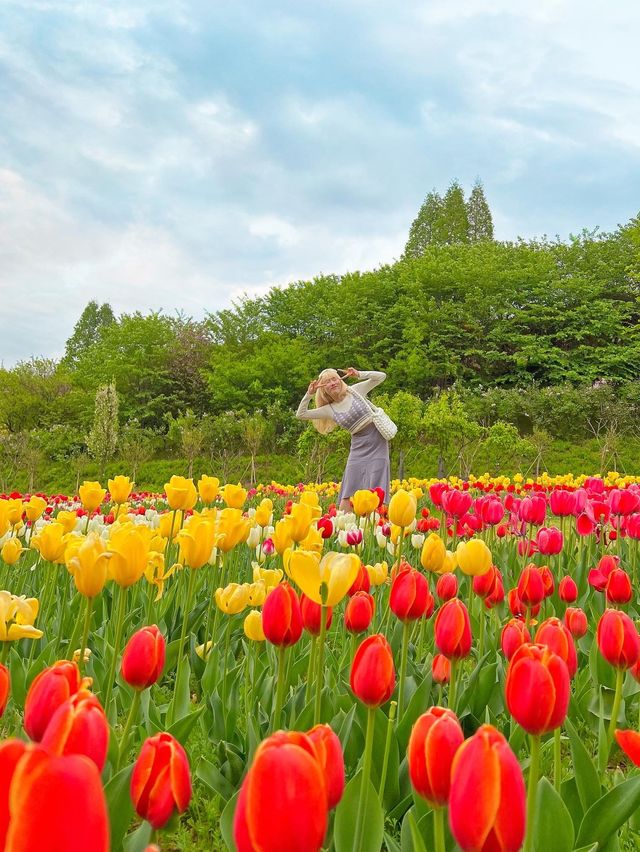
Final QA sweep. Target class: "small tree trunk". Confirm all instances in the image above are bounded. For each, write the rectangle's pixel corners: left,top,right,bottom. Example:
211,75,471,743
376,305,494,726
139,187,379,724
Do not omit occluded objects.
437,454,445,478
398,448,406,480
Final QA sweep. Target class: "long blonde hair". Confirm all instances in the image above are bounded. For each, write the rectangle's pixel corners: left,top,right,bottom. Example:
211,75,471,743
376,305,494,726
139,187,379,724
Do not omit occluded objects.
312,369,348,435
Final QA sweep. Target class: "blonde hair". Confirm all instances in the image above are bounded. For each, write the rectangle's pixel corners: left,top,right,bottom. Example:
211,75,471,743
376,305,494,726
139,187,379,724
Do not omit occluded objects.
312,369,348,435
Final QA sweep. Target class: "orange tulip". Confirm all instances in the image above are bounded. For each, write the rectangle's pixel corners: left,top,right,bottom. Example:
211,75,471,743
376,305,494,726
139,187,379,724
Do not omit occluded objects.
434,599,472,660
505,643,570,735
408,706,464,807
121,625,166,690
130,733,192,829
24,661,87,742
350,634,396,707
0,739,29,851
306,724,345,810
40,690,109,771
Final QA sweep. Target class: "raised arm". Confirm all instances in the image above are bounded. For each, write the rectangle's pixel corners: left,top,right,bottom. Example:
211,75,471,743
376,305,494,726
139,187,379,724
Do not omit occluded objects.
296,392,335,422
351,369,386,396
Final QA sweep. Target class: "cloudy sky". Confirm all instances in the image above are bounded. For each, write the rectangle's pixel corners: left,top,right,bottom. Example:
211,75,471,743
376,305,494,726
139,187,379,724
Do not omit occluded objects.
1,0,639,365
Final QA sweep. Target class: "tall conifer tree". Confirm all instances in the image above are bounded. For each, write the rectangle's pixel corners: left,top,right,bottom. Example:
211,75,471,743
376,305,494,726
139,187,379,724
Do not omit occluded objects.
467,179,494,241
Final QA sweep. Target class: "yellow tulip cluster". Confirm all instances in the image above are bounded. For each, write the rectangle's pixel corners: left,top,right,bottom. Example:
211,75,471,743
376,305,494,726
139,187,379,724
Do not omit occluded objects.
0,591,43,641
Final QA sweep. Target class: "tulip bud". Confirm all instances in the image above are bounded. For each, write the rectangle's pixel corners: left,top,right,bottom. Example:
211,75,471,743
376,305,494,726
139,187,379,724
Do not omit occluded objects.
121,625,166,690
131,733,192,829
434,599,472,660
365,561,388,586
0,663,9,718
449,725,526,852
262,583,303,647
431,653,451,684
164,475,198,511
606,568,633,605
40,690,109,771
472,564,498,599
244,610,266,642
564,607,588,639
535,616,578,678
108,475,133,505
558,576,578,603
307,724,345,809
344,592,375,634
389,566,431,622
501,618,531,661
507,587,541,620
538,565,555,598
420,533,447,574
300,594,333,637
597,608,640,669
388,489,417,528
79,481,107,513
350,634,396,707
234,731,327,852
347,562,371,596
436,573,458,602
455,538,492,577
505,643,570,735
24,661,85,742
351,489,380,517
408,707,464,807
517,564,545,607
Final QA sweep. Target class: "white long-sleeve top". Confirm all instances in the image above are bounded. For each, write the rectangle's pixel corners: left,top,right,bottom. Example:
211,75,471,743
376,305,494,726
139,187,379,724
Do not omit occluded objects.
295,370,386,434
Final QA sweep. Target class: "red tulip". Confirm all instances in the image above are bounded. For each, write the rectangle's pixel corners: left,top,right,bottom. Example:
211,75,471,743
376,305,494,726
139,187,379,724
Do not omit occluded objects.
538,565,555,598
588,554,619,591
535,617,578,678
615,729,640,766
517,564,545,607
316,517,333,539
408,707,464,807
40,690,109,771
436,573,458,601
505,644,570,735
536,526,563,555
549,490,577,517
507,588,540,620
519,495,547,525
4,747,109,851
606,568,633,605
441,490,473,518
597,609,640,669
478,498,505,526
350,634,396,707
429,482,448,508
234,731,328,852
564,607,588,639
24,661,86,742
306,724,345,809
434,599,472,660
262,582,303,647
131,733,192,829
0,739,29,851
432,654,451,684
449,724,525,852
344,592,375,633
348,563,371,596
0,664,9,718
610,489,640,516
121,625,166,690
390,566,431,621
501,619,531,661
300,594,333,636
484,574,505,609
558,576,578,603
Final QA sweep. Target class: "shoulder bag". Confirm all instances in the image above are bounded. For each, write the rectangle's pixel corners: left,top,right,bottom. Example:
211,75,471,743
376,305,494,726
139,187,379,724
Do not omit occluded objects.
350,389,398,441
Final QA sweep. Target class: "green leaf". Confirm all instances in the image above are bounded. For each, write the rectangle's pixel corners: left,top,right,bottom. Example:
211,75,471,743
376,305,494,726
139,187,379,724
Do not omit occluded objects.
533,777,574,852
196,756,235,802
8,648,26,709
576,775,640,848
396,674,431,751
565,717,601,812
334,770,384,852
456,651,492,716
105,765,134,852
220,790,240,851
123,820,152,852
407,810,429,852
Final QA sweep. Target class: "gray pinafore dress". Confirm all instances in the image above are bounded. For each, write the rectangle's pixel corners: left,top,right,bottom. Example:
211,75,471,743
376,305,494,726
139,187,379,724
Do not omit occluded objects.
332,390,391,503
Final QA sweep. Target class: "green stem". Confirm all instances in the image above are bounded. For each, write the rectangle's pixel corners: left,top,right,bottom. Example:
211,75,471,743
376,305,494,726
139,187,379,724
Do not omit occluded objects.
397,621,410,721
478,601,485,658
305,636,317,704
433,806,446,852
353,705,376,852
554,726,562,792
606,666,625,770
170,567,198,724
117,689,141,771
524,734,541,852
448,659,458,713
313,605,327,725
272,645,287,733
378,700,397,801
77,596,94,674
103,585,128,722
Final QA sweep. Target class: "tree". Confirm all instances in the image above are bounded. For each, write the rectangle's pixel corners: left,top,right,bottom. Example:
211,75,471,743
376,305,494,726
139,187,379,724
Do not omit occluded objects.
403,191,443,258
86,382,119,475
240,412,272,485
119,419,154,481
63,301,115,368
466,179,494,241
374,391,424,478
422,390,481,476
439,180,470,244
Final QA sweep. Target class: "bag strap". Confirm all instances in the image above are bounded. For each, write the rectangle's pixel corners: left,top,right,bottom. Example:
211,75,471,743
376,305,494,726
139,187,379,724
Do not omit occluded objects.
350,388,377,413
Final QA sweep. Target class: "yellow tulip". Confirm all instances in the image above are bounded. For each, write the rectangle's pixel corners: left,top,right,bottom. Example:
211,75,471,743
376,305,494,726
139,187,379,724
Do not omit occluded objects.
79,481,107,513
216,508,251,553
196,640,213,660
351,489,380,517
244,609,266,641
145,554,178,602
177,519,218,569
300,491,322,520
67,532,110,598
254,498,273,528
284,503,313,543
158,512,181,541
456,539,492,576
0,590,43,641
442,550,457,574
299,525,324,554
253,565,283,587
289,550,360,606
108,475,133,504
222,483,247,509
366,561,388,586
420,533,447,574
24,495,47,523
5,499,24,527
388,489,417,528
108,525,151,587
198,475,220,504
56,510,78,534
164,475,198,511
1,537,23,566
0,501,9,538
31,523,68,564
247,580,267,606
214,582,251,614
271,519,293,555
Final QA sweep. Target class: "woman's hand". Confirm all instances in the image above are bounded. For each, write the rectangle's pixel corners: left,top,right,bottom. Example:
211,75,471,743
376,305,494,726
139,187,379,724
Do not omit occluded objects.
341,367,359,378
307,379,321,395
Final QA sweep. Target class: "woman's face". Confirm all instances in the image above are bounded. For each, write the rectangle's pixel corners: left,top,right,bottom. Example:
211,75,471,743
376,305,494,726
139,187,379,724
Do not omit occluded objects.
320,371,346,400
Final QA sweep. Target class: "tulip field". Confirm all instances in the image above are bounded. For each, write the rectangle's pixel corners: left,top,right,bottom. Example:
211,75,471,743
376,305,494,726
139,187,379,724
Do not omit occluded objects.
4,473,640,851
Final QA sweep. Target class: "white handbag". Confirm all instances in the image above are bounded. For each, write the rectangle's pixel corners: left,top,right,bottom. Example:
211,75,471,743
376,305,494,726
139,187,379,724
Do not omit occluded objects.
351,390,398,441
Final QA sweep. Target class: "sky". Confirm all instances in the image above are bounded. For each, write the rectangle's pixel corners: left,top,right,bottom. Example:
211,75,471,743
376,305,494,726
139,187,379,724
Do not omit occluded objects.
1,0,639,365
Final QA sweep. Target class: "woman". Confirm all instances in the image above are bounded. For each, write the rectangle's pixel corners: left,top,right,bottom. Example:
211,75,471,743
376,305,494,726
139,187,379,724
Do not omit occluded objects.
296,367,390,511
